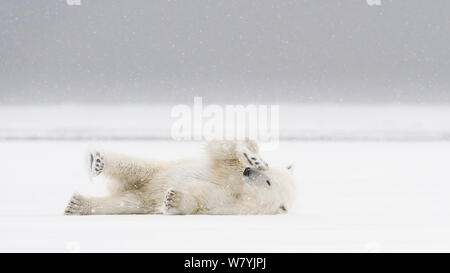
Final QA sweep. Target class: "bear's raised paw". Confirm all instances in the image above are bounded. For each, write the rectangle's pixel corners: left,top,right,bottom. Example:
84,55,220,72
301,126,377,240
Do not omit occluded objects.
236,145,268,170
89,152,104,177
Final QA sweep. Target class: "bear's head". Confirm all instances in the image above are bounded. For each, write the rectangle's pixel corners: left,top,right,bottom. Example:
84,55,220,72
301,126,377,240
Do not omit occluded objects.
242,165,297,214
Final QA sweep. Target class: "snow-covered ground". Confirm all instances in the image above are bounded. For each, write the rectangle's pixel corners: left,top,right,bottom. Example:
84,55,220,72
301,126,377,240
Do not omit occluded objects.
1,140,449,252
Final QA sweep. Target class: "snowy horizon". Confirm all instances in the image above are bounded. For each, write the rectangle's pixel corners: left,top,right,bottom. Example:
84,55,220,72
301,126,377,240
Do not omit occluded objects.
1,103,450,141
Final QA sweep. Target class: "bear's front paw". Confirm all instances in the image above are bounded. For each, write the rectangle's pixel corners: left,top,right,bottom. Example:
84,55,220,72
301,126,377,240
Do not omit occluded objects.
163,189,198,215
236,145,268,170
89,152,104,177
163,189,180,213
64,194,92,215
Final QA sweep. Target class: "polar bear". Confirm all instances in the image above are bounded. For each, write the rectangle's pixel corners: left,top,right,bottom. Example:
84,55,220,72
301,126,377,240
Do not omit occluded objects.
65,139,297,215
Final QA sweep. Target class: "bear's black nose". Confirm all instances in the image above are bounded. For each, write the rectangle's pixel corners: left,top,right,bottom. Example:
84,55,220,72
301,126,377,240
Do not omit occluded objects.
243,167,251,177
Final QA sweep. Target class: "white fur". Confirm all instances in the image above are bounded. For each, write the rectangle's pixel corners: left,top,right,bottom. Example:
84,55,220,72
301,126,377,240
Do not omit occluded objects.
65,140,297,215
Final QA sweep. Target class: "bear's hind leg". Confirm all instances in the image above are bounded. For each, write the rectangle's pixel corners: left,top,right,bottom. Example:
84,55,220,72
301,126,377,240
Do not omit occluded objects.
88,150,166,192
65,193,151,215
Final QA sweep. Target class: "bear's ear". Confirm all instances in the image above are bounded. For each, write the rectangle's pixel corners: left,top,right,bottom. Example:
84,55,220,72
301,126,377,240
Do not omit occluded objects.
286,164,294,173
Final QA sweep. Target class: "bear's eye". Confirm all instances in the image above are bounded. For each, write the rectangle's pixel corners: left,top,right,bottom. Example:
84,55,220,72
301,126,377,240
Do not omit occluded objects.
280,205,287,212
266,180,271,186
